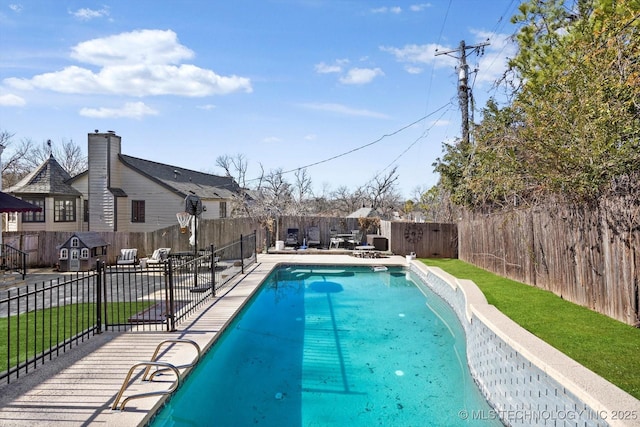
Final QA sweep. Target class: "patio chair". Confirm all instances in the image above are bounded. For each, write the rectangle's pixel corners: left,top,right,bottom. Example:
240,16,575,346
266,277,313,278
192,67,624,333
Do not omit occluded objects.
116,248,138,265
346,230,362,249
285,228,299,248
306,226,321,248
329,229,344,249
145,248,171,265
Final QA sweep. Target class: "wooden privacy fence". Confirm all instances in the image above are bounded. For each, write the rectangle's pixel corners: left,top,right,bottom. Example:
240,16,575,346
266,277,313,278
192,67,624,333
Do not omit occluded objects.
275,216,457,258
382,221,458,258
3,217,264,267
4,216,458,267
458,204,640,326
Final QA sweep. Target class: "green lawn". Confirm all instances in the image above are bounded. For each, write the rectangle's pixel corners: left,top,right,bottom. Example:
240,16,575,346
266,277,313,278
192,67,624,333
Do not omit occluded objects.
1,301,153,372
421,258,640,400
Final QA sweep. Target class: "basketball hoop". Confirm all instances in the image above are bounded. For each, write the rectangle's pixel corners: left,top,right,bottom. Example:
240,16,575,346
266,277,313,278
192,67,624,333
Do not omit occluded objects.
176,212,192,234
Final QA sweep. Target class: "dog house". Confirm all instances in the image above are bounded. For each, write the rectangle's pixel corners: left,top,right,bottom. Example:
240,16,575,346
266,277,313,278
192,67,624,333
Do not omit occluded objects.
57,232,109,272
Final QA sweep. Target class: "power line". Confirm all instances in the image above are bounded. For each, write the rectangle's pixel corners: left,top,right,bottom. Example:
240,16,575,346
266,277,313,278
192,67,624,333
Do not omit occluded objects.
275,102,452,177
378,104,453,176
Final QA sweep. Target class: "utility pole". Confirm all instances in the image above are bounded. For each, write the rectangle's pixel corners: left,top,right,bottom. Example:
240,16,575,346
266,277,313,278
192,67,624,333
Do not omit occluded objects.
435,40,489,146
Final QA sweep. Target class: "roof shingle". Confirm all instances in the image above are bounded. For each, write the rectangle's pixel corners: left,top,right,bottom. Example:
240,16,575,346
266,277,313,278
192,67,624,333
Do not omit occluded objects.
6,155,81,196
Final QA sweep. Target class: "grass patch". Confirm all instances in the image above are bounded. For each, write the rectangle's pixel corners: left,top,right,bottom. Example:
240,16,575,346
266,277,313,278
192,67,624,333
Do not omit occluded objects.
0,301,154,372
422,258,640,400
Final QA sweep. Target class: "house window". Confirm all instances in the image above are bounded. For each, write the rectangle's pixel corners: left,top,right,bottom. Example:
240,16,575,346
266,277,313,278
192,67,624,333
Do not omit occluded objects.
132,200,145,222
80,248,89,259
83,200,89,222
59,248,68,260
22,198,45,222
71,250,79,260
54,198,76,222
71,237,80,247
220,201,227,218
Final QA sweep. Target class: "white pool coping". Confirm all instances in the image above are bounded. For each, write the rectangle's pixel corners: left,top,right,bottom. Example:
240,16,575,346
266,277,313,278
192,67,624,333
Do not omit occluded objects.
410,261,640,427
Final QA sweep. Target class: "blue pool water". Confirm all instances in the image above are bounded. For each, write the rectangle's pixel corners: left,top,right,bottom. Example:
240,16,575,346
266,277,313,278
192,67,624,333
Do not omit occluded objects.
151,265,502,426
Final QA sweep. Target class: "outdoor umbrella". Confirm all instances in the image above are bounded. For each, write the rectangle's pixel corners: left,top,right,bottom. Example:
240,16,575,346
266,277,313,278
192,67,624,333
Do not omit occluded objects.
0,192,42,213
0,192,42,247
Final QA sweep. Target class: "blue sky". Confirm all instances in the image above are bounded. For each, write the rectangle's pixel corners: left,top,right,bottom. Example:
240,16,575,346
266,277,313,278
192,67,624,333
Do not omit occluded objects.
0,1,521,199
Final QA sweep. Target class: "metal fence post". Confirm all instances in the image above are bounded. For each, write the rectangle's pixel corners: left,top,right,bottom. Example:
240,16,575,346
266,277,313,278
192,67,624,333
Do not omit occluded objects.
96,260,102,334
20,250,26,280
253,229,257,257
167,259,176,332
210,244,216,297
240,234,244,274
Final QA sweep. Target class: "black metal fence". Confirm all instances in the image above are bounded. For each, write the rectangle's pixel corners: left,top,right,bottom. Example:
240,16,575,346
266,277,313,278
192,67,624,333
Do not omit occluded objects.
1,244,27,279
0,231,257,384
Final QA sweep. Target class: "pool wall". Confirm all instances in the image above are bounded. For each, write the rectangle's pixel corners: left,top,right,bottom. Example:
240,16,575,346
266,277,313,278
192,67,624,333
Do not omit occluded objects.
410,261,640,427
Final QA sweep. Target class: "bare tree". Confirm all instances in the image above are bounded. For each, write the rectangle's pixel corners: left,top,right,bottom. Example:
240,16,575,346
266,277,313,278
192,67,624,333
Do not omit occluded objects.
366,166,402,217
308,182,333,215
293,168,313,214
262,168,293,214
23,138,86,176
1,133,87,189
331,185,366,216
56,139,86,176
215,154,233,177
215,153,248,188
0,132,33,188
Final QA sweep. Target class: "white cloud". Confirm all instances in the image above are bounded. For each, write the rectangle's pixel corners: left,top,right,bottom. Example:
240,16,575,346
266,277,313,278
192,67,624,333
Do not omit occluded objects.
371,6,402,14
339,67,384,85
380,43,454,69
4,29,252,98
9,4,23,13
300,103,389,119
315,59,349,74
404,65,423,74
381,32,516,85
0,93,26,106
79,101,158,119
70,7,110,21
304,134,317,141
71,29,193,66
315,62,341,74
409,3,431,12
263,136,283,143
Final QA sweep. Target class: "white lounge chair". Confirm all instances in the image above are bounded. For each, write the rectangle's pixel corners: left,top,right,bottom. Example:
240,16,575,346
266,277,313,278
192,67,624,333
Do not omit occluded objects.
116,248,138,265
146,248,171,264
329,229,344,249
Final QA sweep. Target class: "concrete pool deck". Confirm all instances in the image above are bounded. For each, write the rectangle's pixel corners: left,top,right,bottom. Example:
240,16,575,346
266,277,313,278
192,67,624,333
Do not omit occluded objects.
0,253,638,426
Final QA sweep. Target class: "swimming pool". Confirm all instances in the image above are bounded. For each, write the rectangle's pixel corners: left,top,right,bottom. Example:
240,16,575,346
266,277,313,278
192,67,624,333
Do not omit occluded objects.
151,265,502,426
